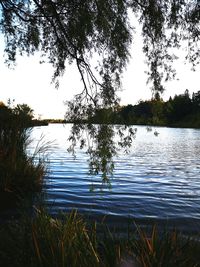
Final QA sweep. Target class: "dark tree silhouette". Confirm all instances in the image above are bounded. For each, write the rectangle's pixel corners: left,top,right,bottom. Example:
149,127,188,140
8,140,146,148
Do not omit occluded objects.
0,1,199,107
0,0,199,182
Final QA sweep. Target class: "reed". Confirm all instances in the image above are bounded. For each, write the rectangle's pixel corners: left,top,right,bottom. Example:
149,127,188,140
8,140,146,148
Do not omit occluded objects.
31,209,100,267
131,224,200,267
0,121,46,196
0,209,200,267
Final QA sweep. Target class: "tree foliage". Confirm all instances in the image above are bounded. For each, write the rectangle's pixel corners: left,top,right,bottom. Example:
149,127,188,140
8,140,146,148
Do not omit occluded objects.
0,0,199,181
93,90,200,127
0,1,199,104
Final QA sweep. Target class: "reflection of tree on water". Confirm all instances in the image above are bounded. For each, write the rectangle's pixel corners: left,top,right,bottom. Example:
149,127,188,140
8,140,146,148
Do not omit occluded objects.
67,123,136,185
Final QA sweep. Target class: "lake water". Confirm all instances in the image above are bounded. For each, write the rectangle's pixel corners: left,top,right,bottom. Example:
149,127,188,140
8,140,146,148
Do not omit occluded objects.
31,124,200,234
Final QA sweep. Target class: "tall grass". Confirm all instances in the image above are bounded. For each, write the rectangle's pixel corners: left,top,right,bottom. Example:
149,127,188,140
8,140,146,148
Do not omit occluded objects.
0,209,199,267
0,126,45,194
131,224,200,267
0,105,46,207
31,210,100,267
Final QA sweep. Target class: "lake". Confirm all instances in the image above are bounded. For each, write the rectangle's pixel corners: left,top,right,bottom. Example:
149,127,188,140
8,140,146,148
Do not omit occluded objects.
31,124,200,234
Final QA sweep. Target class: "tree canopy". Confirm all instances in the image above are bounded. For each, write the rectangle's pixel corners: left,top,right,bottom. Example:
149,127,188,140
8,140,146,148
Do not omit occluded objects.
0,0,199,182
0,1,199,110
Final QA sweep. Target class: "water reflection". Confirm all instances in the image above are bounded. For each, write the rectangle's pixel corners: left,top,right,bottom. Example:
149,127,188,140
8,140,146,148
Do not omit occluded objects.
67,123,136,184
30,124,200,234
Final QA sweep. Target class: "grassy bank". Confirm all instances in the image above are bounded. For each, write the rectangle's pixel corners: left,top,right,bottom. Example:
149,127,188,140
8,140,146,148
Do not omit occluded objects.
0,209,200,267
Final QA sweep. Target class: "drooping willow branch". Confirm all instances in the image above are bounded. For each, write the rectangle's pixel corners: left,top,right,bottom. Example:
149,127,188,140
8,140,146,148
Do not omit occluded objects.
0,0,199,183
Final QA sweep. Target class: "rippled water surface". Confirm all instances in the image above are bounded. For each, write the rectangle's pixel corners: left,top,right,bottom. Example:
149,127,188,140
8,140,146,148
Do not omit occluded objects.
31,124,200,233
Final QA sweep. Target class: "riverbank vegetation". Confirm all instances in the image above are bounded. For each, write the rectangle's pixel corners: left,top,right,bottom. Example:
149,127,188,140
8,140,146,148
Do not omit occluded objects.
1,100,200,265
0,209,200,267
0,101,46,209
90,90,200,128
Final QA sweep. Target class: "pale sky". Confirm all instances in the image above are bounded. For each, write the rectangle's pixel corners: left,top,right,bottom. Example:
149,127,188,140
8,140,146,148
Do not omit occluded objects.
0,27,199,119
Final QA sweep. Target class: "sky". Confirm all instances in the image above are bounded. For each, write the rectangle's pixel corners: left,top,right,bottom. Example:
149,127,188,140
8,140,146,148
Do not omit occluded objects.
0,26,199,119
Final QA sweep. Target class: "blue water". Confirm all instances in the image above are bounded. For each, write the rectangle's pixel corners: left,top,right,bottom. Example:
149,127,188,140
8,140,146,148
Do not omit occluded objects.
30,124,200,234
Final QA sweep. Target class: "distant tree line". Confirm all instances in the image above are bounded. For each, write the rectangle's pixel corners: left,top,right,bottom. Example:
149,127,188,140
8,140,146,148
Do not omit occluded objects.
90,90,200,128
